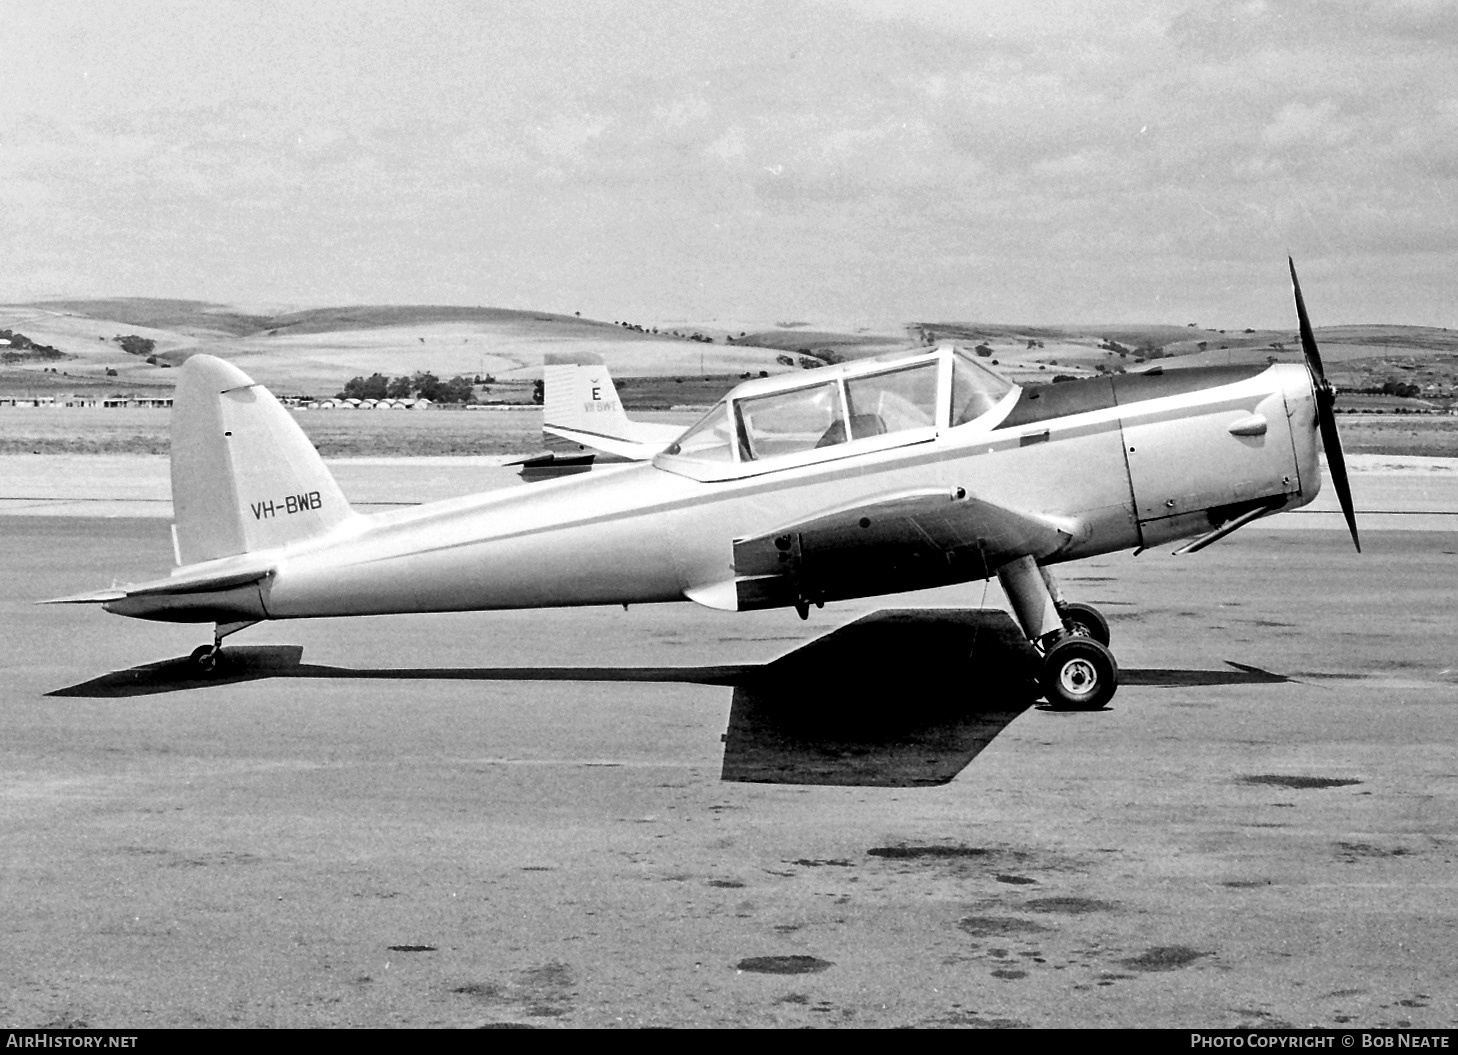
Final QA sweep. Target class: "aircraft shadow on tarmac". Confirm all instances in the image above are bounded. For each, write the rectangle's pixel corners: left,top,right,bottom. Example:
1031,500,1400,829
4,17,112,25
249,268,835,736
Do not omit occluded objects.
48,609,1289,788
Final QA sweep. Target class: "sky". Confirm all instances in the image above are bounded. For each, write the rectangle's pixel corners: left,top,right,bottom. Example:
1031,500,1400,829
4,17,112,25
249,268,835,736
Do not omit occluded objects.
4,0,1457,328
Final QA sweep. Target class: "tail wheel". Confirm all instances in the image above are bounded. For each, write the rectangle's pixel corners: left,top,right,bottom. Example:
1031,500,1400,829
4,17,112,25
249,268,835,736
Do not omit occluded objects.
190,644,220,673
1058,602,1110,646
1040,637,1118,711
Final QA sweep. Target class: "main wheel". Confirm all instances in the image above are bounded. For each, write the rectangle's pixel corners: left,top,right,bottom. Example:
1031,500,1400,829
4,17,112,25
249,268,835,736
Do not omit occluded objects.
1058,602,1110,646
1040,637,1117,710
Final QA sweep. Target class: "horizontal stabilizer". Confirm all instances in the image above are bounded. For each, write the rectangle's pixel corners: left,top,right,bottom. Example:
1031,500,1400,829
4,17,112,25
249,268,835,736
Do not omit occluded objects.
542,423,678,461
502,449,600,484
39,587,129,605
41,552,274,621
123,564,270,598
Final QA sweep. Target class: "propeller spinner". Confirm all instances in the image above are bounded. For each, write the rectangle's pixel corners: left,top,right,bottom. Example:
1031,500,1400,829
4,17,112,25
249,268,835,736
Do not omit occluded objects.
1289,257,1361,552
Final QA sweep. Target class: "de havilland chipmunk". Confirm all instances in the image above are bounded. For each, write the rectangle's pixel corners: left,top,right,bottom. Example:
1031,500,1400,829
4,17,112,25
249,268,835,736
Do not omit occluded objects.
503,351,686,481
47,262,1359,710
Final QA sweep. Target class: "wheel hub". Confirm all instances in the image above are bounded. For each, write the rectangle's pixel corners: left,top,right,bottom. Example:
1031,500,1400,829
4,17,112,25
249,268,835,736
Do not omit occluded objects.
1059,657,1098,696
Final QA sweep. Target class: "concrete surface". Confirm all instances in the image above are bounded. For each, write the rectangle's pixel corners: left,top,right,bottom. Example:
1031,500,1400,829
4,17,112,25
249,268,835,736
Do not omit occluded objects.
2,504,1454,1027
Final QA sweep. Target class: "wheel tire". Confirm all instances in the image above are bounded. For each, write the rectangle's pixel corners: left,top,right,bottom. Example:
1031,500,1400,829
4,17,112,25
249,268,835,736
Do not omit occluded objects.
190,644,218,673
1058,602,1110,646
1040,637,1117,710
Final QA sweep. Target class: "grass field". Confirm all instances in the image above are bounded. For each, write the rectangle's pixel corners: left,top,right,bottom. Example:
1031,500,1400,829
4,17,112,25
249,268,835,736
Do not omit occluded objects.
0,406,707,457
1,405,1454,458
1334,413,1458,458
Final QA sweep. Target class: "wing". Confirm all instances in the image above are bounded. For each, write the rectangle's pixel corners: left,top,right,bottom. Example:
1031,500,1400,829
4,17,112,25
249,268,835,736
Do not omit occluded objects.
686,488,1075,612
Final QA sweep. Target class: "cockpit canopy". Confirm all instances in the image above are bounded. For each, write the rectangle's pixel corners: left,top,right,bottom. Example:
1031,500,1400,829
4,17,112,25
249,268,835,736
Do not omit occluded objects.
657,345,1016,480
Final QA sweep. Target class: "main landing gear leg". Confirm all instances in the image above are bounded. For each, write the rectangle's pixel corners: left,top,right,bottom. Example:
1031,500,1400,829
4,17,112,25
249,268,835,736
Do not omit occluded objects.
1037,565,1111,646
997,556,1117,710
190,620,259,673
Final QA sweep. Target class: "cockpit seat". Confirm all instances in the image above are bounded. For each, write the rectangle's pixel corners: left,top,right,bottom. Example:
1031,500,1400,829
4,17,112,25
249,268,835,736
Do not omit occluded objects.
816,414,886,448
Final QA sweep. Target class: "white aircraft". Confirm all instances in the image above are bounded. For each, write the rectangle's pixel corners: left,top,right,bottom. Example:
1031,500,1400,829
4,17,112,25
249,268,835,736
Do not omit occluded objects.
505,353,684,480
542,352,683,456
48,262,1357,711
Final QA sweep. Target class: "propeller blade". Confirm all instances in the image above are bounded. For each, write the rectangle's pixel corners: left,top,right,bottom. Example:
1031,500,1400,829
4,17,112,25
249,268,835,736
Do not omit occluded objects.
1318,399,1361,552
1288,256,1326,382
1288,257,1360,552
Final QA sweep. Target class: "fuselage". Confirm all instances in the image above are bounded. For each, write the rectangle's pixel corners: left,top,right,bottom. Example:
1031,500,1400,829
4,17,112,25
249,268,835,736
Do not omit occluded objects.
106,354,1323,625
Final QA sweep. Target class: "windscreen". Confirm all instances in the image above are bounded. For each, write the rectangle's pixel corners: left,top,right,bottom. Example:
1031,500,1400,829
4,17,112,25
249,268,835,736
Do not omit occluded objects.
950,350,1015,426
664,401,737,462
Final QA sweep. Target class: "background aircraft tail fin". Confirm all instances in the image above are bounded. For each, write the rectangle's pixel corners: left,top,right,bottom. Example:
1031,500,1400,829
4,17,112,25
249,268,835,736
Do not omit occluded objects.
543,352,634,440
171,354,355,565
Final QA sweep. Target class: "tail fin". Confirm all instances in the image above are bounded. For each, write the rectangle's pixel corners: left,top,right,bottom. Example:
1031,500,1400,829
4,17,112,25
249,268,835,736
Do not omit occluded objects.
171,354,354,565
541,352,684,458
543,352,634,439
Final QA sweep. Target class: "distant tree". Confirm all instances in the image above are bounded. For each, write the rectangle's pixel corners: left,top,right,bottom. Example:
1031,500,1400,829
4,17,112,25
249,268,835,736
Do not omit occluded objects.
975,344,994,358
437,375,476,403
114,334,155,356
532,379,544,404
340,373,389,400
410,371,442,400
386,375,413,399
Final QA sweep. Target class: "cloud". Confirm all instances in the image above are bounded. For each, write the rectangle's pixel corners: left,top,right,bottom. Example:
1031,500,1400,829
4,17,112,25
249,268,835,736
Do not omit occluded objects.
2,0,1455,324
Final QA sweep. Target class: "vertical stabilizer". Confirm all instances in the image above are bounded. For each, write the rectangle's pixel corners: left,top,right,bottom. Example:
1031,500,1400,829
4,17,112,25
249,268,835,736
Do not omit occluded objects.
543,352,634,439
171,355,354,565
